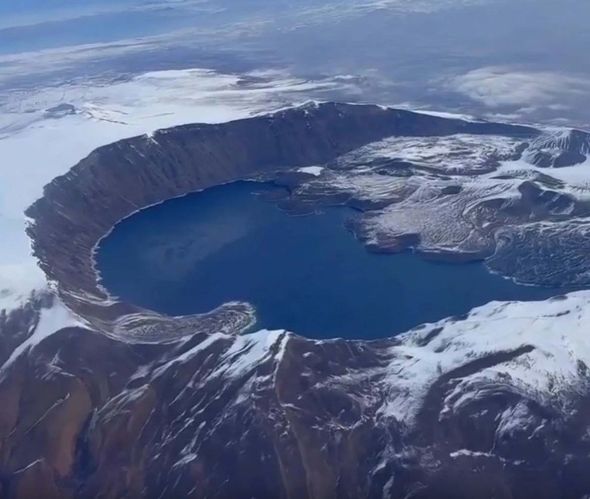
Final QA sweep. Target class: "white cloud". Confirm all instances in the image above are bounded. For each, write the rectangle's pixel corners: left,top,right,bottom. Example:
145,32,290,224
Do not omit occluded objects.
353,0,489,13
449,66,590,109
292,0,490,26
0,21,266,90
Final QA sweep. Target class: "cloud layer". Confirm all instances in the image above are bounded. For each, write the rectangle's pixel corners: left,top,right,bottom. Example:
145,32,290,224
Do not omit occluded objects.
450,66,590,109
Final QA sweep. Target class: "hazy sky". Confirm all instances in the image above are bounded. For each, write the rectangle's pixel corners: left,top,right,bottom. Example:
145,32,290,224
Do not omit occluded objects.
2,0,589,128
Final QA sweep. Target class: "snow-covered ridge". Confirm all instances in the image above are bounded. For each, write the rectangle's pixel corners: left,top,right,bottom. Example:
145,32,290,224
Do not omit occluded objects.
173,289,590,433
132,288,590,446
524,128,590,168
379,291,590,424
529,128,590,155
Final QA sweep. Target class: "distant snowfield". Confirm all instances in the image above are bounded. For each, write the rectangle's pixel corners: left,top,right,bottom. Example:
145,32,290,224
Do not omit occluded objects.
0,67,354,313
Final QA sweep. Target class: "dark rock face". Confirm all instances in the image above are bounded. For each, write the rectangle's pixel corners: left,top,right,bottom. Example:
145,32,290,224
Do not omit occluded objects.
9,103,590,498
44,103,77,119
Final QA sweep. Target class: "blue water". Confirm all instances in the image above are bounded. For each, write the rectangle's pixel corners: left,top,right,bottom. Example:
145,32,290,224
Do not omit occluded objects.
96,181,564,339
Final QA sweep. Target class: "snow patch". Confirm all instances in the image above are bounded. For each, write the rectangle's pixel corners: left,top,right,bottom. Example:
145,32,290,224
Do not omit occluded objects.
2,298,87,371
298,166,324,176
212,329,288,379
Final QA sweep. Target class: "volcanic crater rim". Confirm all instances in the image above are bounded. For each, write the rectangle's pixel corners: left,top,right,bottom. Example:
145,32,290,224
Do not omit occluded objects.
24,102,542,343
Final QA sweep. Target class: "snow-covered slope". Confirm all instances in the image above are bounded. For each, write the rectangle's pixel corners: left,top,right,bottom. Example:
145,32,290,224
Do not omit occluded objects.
379,291,590,424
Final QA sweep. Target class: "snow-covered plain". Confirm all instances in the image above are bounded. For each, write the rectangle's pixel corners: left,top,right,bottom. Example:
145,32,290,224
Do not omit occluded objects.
0,67,354,313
